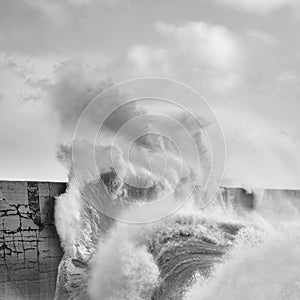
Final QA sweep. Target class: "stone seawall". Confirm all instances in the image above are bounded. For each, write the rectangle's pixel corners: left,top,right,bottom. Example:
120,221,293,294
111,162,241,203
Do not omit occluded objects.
0,181,66,300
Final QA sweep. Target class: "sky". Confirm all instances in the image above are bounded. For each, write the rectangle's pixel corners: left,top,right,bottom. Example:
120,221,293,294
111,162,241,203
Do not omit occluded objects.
0,0,300,188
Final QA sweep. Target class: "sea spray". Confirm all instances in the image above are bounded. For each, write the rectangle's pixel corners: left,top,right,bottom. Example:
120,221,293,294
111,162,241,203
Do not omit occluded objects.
87,209,242,300
88,224,159,300
54,178,300,300
185,224,300,300
53,79,299,300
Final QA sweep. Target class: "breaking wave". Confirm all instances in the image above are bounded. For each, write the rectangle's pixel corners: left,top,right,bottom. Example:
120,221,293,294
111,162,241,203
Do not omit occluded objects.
53,79,300,300
55,165,300,300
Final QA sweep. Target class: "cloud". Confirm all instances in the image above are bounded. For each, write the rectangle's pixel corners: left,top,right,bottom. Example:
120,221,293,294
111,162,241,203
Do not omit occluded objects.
214,0,298,13
67,0,127,6
216,106,300,188
0,1,117,57
45,59,149,143
155,21,242,71
115,21,243,95
245,30,277,46
46,60,111,133
0,57,65,180
126,45,170,75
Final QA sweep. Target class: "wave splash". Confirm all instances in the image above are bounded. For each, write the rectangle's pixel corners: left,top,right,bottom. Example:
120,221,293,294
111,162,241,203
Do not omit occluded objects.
53,80,300,300
54,156,300,300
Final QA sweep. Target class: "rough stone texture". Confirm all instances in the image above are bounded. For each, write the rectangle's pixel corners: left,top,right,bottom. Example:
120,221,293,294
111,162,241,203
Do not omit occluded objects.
0,181,66,300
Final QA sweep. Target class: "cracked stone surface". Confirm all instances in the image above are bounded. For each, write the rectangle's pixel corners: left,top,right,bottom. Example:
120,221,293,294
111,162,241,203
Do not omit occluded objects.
0,181,66,300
